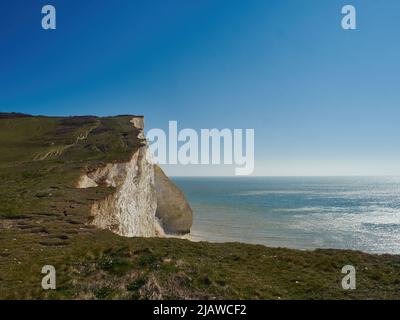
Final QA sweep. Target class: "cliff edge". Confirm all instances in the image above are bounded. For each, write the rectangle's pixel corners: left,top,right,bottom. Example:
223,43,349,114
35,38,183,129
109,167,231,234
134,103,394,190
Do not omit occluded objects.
76,116,192,237
154,165,193,234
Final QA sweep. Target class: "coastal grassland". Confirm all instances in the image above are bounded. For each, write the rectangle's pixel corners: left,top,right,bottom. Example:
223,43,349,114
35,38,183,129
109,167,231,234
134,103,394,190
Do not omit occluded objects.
1,114,399,300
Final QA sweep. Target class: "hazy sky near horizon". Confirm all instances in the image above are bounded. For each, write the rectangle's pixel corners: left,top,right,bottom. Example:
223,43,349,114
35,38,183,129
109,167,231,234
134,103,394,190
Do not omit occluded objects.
1,0,400,176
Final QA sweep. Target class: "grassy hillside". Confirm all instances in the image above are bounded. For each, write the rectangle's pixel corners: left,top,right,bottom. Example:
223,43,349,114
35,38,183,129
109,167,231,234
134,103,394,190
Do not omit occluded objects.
0,114,399,300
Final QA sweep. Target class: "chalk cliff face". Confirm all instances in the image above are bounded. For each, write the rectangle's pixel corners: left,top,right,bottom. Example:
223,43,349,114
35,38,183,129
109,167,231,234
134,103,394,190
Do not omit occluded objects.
77,117,192,238
154,165,193,234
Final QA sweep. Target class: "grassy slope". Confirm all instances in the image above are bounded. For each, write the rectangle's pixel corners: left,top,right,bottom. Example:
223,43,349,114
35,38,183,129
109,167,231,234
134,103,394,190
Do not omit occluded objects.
0,115,399,300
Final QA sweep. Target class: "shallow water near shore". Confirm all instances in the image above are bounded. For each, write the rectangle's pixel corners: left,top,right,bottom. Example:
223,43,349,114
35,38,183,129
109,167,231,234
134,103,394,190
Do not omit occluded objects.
172,176,400,254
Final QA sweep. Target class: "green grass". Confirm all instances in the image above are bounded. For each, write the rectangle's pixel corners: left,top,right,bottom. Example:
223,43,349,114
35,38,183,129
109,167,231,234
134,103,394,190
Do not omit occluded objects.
0,114,399,300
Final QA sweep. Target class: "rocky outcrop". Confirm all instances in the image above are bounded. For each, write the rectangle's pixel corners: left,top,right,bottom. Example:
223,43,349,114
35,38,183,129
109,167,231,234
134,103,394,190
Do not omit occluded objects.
77,116,192,238
154,165,193,234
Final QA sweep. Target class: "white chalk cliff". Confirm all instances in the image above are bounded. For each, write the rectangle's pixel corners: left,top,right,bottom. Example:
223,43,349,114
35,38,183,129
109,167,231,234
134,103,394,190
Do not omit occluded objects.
77,117,192,238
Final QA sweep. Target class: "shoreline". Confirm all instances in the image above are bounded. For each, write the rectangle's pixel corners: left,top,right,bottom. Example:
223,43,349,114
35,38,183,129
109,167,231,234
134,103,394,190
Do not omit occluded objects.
188,227,400,256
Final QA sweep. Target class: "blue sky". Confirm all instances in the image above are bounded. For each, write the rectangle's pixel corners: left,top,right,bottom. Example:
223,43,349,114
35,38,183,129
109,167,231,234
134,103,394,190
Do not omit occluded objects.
1,0,400,176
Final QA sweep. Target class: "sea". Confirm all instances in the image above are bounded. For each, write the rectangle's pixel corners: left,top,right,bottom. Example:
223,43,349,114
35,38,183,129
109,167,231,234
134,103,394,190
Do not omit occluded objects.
172,176,400,254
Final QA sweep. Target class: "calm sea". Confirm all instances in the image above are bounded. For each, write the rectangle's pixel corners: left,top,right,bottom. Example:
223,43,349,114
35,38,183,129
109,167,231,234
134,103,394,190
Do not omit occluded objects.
172,176,400,254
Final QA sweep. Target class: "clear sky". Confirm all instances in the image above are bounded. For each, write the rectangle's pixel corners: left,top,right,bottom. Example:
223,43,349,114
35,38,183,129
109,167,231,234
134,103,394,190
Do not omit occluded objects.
1,0,400,176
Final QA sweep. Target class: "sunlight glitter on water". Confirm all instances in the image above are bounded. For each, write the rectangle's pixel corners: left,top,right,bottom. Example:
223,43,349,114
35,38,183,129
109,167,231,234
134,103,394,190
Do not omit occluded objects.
173,176,400,254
